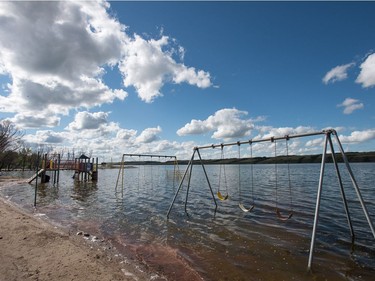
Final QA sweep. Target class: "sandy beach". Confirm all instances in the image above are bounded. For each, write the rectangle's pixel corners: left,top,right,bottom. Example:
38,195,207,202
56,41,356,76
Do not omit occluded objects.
0,195,151,281
0,177,159,281
0,176,204,281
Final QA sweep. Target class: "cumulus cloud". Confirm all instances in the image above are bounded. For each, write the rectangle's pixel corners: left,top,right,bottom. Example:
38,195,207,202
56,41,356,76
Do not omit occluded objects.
119,35,211,103
136,126,162,143
322,62,355,84
0,1,212,128
256,126,316,140
337,98,364,114
177,108,255,141
356,53,375,88
116,128,137,140
10,113,60,128
67,111,109,131
338,129,375,143
0,1,128,127
23,130,66,145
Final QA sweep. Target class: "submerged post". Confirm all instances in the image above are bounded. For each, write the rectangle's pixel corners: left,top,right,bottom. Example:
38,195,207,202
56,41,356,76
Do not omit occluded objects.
34,152,40,207
332,131,375,238
196,148,218,211
328,135,355,240
167,150,196,219
307,132,329,270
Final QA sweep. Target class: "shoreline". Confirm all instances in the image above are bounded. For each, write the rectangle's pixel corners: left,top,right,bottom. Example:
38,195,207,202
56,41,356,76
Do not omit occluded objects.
0,177,204,281
0,188,153,281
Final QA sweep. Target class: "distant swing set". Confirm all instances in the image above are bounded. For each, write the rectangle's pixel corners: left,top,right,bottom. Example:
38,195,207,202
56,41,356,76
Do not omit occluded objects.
115,153,181,193
166,129,375,270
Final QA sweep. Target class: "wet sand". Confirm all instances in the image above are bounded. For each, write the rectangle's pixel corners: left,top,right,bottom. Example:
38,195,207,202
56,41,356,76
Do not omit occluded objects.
0,177,203,281
0,196,151,281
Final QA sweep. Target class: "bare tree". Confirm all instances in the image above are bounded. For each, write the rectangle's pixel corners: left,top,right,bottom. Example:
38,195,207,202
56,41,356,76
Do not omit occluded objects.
0,120,24,154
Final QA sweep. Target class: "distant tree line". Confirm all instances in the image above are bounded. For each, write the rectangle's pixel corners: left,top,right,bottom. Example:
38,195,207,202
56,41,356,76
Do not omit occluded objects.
2,119,375,171
190,151,375,165
0,120,93,171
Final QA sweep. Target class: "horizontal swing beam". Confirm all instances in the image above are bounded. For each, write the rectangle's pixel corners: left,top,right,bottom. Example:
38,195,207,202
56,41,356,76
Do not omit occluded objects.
121,153,177,159
195,129,332,150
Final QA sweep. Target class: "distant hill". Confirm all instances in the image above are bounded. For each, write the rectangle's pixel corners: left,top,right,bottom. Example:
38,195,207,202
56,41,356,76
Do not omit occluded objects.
193,151,375,165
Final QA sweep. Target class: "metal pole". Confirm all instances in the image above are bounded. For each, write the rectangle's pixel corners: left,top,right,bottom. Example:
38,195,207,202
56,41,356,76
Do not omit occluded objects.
34,152,40,207
308,132,329,270
122,153,177,158
167,150,196,219
57,154,60,184
173,157,176,188
327,135,355,240
332,131,375,238
121,157,125,191
196,130,330,150
184,156,194,214
115,154,124,191
53,158,57,184
196,148,218,210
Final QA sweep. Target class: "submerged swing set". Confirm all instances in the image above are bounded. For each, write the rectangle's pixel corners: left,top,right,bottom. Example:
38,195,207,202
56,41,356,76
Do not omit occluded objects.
115,153,181,192
166,129,375,270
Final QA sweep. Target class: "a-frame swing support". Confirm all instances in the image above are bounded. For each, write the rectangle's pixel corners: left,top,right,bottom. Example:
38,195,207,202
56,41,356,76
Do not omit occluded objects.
166,129,375,270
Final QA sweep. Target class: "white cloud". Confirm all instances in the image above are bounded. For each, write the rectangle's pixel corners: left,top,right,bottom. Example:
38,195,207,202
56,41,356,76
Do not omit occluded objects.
119,35,211,103
135,126,162,143
10,113,60,129
66,111,109,131
322,62,355,84
356,53,375,88
0,1,128,127
177,108,255,141
257,126,316,140
0,1,212,128
338,129,375,143
24,130,66,145
337,98,364,115
305,137,324,147
116,128,137,140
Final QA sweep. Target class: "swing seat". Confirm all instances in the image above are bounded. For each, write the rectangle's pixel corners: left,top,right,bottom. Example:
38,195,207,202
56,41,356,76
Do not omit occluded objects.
217,191,229,201
239,203,254,213
276,208,293,221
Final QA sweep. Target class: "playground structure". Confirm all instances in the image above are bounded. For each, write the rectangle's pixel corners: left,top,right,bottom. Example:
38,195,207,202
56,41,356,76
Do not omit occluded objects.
73,154,98,182
166,129,375,270
115,153,181,192
28,153,61,184
28,153,99,184
29,152,99,207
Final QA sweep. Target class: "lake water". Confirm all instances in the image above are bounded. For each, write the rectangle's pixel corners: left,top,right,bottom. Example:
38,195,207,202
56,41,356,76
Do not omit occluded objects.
1,162,375,280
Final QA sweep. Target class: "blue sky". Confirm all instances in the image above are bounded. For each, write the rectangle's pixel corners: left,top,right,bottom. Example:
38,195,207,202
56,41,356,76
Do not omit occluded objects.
0,1,375,161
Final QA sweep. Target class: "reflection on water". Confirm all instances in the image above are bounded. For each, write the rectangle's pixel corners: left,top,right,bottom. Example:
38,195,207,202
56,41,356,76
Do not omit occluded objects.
1,163,375,280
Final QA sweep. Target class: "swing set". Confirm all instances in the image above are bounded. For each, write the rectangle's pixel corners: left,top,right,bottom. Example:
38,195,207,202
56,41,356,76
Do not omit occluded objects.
115,153,181,192
166,129,375,270
217,141,256,212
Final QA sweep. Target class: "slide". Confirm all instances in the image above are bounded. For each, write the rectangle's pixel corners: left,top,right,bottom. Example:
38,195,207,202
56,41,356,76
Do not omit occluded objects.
27,169,45,183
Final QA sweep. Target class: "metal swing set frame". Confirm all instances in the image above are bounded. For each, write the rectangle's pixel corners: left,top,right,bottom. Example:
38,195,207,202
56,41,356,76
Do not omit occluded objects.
166,129,375,270
115,153,180,192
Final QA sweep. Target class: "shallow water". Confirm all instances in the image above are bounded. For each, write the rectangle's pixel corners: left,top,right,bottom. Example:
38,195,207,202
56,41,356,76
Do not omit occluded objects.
1,163,375,280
